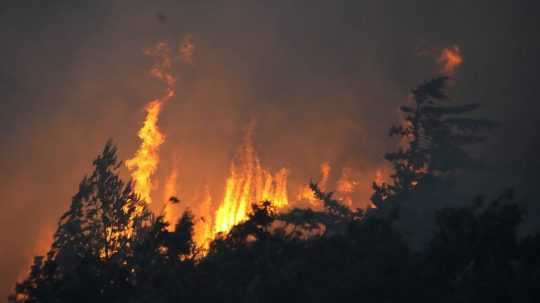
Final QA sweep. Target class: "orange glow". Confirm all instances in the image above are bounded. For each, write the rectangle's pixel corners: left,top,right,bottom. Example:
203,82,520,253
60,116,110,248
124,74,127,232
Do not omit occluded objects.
179,35,195,64
374,169,383,186
438,45,463,75
213,131,289,234
17,226,54,281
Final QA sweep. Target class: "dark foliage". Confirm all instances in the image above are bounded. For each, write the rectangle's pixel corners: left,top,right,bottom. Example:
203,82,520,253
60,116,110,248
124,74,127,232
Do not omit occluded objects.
372,77,499,247
9,79,539,303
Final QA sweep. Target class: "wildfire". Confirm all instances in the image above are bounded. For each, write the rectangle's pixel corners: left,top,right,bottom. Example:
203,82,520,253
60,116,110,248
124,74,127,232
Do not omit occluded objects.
213,130,289,234
336,167,360,207
123,38,381,245
194,187,213,249
438,45,463,75
126,42,176,204
126,101,166,203
163,168,179,229
297,162,331,205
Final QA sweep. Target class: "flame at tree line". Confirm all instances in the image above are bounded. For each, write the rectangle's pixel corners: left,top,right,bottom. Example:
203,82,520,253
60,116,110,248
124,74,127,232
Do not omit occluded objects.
126,100,166,204
133,122,372,247
213,127,289,234
125,42,176,205
124,40,380,247
296,162,330,206
123,39,460,247
11,38,459,277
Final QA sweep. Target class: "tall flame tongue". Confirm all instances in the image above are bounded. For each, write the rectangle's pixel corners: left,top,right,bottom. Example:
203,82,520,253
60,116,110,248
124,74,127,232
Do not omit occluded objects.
126,42,176,204
213,127,289,234
126,100,166,203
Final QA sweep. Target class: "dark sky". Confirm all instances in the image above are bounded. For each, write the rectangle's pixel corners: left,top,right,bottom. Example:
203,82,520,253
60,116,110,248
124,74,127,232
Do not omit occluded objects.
1,0,539,299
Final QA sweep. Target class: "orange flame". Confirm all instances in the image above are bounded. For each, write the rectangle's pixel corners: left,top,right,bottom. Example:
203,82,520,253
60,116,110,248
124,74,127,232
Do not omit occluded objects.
126,100,166,203
336,167,360,207
296,162,331,205
195,187,213,249
162,168,179,229
438,45,463,75
320,162,330,190
213,130,289,234
126,42,176,204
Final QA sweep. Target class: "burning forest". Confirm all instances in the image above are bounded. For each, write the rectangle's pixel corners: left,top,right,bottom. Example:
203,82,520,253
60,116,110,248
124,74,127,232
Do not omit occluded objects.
2,1,540,303
117,40,382,249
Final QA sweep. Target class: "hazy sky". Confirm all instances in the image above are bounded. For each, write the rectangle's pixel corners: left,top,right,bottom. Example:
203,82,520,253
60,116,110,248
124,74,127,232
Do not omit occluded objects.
1,0,539,299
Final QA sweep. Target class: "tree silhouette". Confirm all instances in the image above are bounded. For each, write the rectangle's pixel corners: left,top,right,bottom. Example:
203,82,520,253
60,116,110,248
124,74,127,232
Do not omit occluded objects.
11,142,152,302
52,141,150,262
372,77,498,246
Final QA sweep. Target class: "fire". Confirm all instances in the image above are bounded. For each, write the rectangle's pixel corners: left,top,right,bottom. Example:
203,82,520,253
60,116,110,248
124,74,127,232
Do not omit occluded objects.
194,187,213,249
320,162,330,190
126,100,166,203
126,42,176,204
336,167,359,207
163,168,179,229
213,131,289,234
438,45,463,75
297,162,330,205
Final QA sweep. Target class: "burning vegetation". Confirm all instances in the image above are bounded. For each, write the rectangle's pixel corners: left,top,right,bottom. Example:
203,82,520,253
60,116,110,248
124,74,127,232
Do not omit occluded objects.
119,41,378,245
9,40,540,303
213,128,289,234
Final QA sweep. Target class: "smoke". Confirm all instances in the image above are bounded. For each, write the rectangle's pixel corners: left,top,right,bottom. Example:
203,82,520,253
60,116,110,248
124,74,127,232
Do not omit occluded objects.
1,0,539,299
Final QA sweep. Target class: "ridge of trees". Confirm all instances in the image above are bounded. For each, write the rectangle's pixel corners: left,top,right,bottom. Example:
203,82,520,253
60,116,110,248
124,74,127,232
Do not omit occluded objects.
9,78,540,303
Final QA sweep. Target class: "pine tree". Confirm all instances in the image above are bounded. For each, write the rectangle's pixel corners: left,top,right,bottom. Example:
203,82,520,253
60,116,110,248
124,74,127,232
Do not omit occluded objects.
373,77,497,207
371,77,498,245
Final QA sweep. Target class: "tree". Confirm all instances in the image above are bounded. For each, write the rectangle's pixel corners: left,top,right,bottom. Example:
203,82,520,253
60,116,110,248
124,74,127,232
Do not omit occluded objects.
10,141,151,302
127,210,197,303
277,182,362,238
422,190,537,302
371,77,498,246
52,141,150,261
